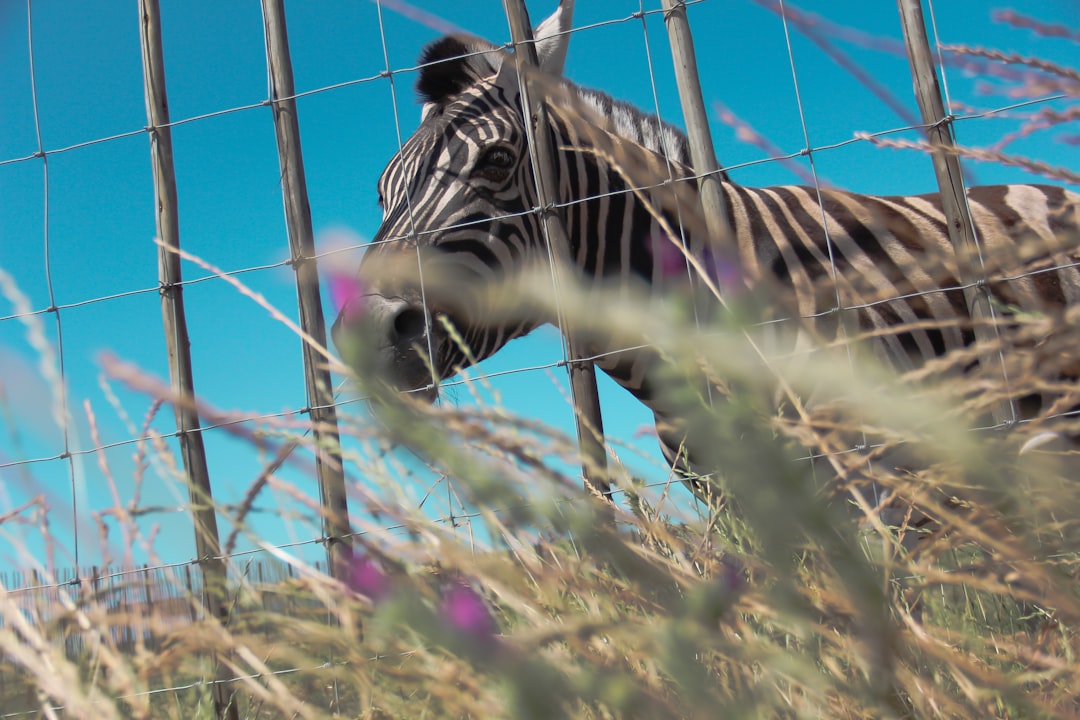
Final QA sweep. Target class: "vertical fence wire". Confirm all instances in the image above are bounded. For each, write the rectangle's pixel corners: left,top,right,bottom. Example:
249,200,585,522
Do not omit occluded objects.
260,0,352,584
502,0,612,502
2,2,1076,713
654,0,732,428
773,0,875,503
24,0,82,572
897,0,1016,429
136,1,238,718
370,0,479,532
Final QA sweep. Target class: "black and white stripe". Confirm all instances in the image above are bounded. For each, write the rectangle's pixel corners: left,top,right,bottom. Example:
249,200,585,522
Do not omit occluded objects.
333,1,1080,482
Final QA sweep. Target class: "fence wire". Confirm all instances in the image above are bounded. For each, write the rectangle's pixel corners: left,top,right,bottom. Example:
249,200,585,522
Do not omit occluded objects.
1,0,1077,714
0,0,1073,541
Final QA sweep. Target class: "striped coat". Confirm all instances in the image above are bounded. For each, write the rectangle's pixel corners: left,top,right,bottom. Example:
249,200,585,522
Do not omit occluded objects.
332,0,1080,485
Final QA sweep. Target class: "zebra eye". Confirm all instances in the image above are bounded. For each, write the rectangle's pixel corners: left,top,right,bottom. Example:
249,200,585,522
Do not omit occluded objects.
474,145,516,180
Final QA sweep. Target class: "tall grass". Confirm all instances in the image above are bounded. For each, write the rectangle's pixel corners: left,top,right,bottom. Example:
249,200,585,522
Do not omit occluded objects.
2,9,1080,720
6,229,1080,719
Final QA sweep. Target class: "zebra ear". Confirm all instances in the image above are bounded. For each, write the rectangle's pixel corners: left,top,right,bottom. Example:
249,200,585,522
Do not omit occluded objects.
416,35,502,108
415,2,572,117
534,0,574,75
486,1,574,109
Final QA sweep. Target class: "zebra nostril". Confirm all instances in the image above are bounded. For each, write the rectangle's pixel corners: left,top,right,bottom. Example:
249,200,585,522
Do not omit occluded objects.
392,306,428,344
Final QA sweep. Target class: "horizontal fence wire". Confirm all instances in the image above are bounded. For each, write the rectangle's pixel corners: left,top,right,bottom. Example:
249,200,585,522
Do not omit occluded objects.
3,199,1077,474
0,649,413,720
0,465,699,600
0,34,1065,503
2,1,1077,713
0,93,1067,302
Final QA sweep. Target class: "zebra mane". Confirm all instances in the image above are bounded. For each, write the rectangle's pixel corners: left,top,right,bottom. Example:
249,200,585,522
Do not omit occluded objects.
567,84,692,167
415,35,694,167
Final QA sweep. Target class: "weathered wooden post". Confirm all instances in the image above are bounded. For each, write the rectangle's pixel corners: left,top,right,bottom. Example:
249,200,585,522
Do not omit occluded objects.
502,0,612,502
897,0,1014,427
658,0,738,448
260,0,353,580
660,0,731,248
137,1,237,717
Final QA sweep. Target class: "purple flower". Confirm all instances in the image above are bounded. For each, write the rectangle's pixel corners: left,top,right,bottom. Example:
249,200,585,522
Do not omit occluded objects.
648,231,744,295
317,226,368,320
650,230,689,279
633,424,657,439
331,273,366,325
719,555,745,596
685,556,746,626
702,248,744,296
441,583,498,648
345,549,391,602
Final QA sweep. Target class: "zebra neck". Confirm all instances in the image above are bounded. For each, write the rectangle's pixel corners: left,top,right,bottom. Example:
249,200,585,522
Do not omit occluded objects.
548,117,716,279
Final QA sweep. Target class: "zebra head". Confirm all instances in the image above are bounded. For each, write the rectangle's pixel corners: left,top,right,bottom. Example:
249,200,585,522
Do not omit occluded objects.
331,2,575,401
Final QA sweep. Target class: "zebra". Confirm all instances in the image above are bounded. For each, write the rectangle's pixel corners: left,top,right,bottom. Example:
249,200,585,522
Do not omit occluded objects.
331,1,1080,493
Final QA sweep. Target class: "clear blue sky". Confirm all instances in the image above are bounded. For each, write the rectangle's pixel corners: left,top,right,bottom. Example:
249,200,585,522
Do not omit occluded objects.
1,0,1077,574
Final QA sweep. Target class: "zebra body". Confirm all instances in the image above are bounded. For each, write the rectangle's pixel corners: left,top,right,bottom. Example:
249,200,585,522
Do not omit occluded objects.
332,1,1080,478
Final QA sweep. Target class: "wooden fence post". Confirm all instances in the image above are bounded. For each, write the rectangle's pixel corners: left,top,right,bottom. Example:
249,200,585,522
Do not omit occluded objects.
137,2,238,717
896,0,1014,428
502,0,612,502
260,0,353,581
660,0,731,249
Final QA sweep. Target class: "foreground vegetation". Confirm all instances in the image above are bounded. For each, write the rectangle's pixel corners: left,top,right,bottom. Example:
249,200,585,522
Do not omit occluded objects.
3,7,1080,720
3,250,1080,718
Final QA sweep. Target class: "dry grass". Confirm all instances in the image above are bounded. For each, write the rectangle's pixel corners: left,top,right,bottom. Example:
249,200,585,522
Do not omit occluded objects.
3,9,1080,720
4,257,1080,719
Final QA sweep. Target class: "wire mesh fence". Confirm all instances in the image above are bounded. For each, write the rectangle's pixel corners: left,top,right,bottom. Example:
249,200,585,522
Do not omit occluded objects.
2,0,1079,717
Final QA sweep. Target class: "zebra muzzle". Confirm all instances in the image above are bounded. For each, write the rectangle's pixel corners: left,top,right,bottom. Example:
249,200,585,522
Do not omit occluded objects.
332,293,442,403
